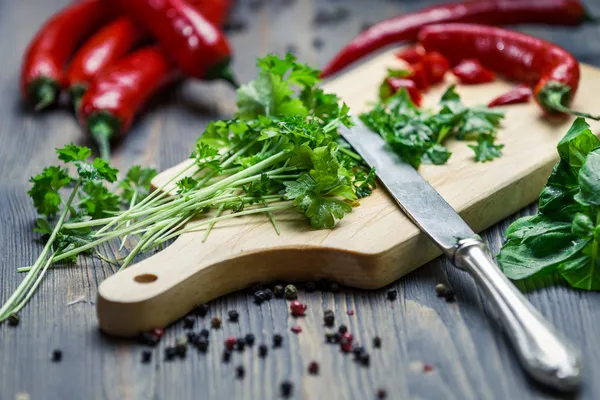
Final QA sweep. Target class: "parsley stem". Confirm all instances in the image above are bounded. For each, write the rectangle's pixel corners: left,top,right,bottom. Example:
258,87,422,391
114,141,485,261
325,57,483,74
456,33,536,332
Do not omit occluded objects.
118,189,138,251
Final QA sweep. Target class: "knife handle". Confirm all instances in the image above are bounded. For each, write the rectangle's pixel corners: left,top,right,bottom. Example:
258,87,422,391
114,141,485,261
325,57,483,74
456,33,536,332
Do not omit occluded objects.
453,237,581,391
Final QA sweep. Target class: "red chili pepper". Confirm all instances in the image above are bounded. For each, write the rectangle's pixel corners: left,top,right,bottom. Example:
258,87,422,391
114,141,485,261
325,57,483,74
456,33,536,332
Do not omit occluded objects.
422,52,450,85
419,23,598,119
66,18,144,110
20,0,114,110
395,47,424,65
452,59,496,84
66,0,231,109
488,84,533,108
385,78,422,106
78,46,178,159
321,0,590,78
110,0,236,85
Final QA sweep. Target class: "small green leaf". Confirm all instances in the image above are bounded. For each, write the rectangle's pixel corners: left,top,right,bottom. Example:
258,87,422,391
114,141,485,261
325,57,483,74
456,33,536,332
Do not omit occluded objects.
56,144,91,163
468,134,504,163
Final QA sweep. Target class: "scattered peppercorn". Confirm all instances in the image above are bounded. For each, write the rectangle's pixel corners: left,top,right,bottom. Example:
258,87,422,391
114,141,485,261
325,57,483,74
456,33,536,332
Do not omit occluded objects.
340,332,353,353
353,346,365,360
200,328,210,338
196,337,209,353
284,284,298,300
165,347,177,361
338,325,348,334
347,310,355,316
423,363,434,373
51,349,62,362
236,365,245,379
141,350,152,363
444,290,456,302
183,316,195,329
236,337,246,352
360,353,370,366
291,325,302,334
250,283,264,293
281,381,294,397
245,333,255,346
175,339,188,358
387,289,398,301
222,349,232,363
8,313,20,326
290,300,307,317
139,331,160,346
187,332,199,345
373,336,382,349
377,389,388,399
273,334,283,348
151,328,164,338
258,344,268,358
211,317,222,329
264,288,273,300
324,310,335,327
228,310,239,322
435,283,448,297
194,303,209,317
273,285,285,298
254,290,267,304
225,336,237,351
305,281,316,292
325,332,337,344
308,361,319,375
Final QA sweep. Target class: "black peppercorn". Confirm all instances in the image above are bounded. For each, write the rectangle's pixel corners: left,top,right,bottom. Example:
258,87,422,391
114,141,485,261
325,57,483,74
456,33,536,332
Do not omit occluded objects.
308,361,319,375
211,317,222,329
245,333,255,346
273,285,285,298
254,290,267,304
258,344,268,358
187,332,199,345
183,316,195,329
196,337,209,352
165,347,177,361
338,325,348,334
250,283,264,294
222,349,232,363
228,310,239,322
281,381,293,397
7,313,19,326
236,338,246,352
360,353,370,366
325,332,336,344
333,333,341,343
387,289,398,301
444,290,456,302
377,389,388,399
236,365,245,379
194,303,209,317
305,282,316,293
353,346,365,360
175,341,187,358
139,332,160,346
323,310,335,327
435,283,448,297
141,350,152,363
273,334,283,348
284,285,298,300
51,349,62,362
200,328,210,338
373,336,382,348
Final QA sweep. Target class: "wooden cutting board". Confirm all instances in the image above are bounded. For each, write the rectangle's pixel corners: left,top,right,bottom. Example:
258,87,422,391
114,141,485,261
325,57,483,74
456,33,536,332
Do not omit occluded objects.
97,49,600,337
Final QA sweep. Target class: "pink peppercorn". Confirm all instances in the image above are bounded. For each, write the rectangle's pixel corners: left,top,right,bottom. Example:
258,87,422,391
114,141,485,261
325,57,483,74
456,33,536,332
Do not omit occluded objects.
151,328,164,338
423,363,434,373
340,331,354,352
291,325,303,334
225,336,237,351
290,300,307,317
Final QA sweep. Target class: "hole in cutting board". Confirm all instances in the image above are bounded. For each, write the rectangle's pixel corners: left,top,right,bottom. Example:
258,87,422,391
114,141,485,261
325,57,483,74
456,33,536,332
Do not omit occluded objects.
134,274,158,283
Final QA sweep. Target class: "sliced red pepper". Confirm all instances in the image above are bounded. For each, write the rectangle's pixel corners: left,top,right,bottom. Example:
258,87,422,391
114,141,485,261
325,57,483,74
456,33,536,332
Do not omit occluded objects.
407,63,429,90
395,46,424,65
385,78,422,106
452,59,496,85
422,51,450,85
488,84,533,108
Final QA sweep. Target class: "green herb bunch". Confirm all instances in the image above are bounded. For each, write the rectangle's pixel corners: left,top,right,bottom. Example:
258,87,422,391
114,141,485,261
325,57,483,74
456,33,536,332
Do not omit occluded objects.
498,118,600,290
361,84,505,168
0,54,375,324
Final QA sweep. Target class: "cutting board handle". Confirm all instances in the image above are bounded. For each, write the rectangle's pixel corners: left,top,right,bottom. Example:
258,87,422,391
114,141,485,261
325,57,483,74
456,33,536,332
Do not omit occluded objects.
96,231,394,337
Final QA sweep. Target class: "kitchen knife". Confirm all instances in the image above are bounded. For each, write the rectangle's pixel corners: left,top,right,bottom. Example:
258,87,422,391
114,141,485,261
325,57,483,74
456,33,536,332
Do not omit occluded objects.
340,117,581,391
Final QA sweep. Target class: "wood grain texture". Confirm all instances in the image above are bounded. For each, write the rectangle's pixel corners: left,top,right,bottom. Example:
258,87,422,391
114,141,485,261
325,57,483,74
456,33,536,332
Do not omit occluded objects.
2,0,600,399
97,50,600,337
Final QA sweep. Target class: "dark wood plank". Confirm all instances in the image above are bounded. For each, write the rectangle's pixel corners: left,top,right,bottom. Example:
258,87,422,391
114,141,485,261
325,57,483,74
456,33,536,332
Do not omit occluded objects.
2,0,600,399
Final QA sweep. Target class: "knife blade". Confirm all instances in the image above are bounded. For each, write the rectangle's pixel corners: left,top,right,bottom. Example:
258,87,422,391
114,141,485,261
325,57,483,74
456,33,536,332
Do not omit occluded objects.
340,117,581,391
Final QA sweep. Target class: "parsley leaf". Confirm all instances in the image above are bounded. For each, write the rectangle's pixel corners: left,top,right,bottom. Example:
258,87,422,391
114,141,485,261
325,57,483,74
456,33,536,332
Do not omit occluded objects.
57,144,92,163
469,134,504,162
78,181,121,219
28,166,72,216
119,166,157,203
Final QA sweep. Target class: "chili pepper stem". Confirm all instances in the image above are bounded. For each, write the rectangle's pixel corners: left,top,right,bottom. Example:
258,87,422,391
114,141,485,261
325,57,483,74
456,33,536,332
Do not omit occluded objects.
220,66,239,89
69,84,87,111
90,123,113,161
29,78,59,111
539,81,600,121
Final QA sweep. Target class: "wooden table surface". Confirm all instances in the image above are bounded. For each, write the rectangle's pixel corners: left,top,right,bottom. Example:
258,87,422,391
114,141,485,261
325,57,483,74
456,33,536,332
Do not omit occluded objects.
2,1,600,399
